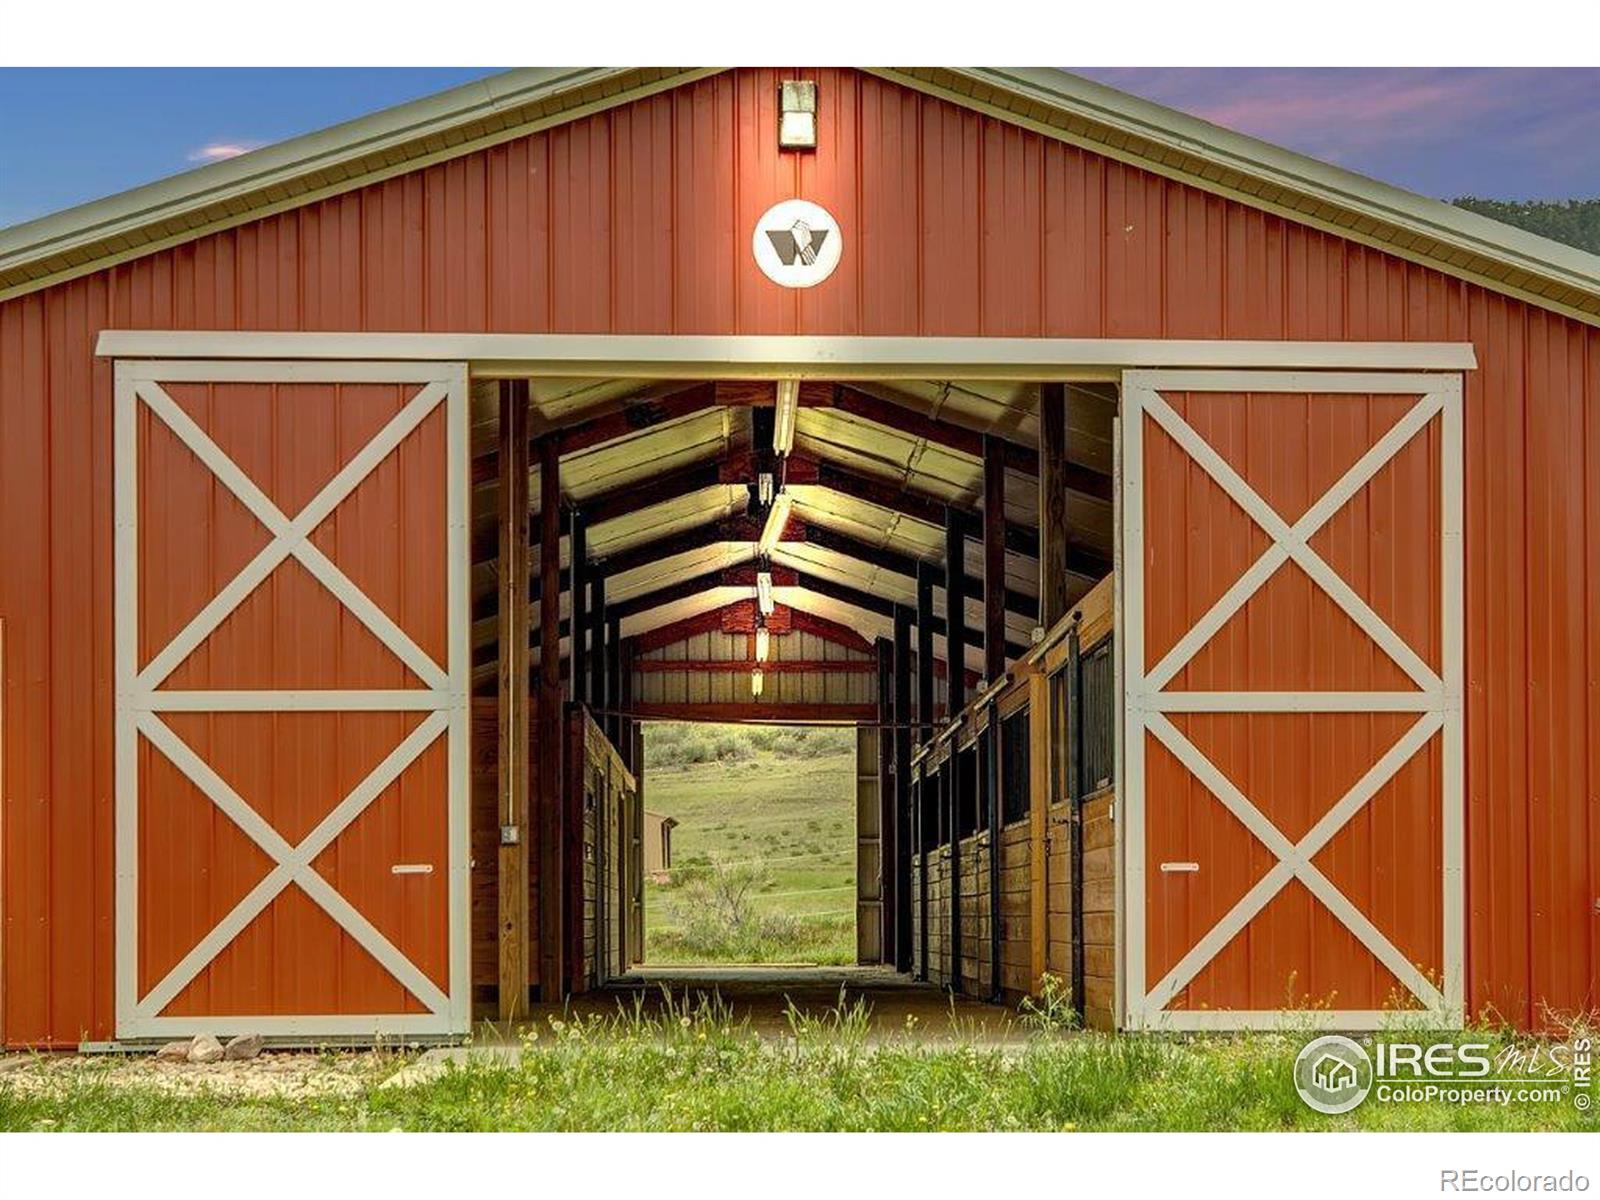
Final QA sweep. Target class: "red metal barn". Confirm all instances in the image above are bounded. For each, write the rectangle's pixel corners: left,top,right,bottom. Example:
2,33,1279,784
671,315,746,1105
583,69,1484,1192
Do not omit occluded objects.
0,67,1595,1046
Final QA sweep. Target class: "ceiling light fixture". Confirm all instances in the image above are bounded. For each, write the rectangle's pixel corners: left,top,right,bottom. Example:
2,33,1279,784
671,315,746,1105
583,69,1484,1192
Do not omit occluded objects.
751,669,765,698
758,492,792,555
757,569,774,616
777,81,817,151
755,624,770,664
773,378,800,455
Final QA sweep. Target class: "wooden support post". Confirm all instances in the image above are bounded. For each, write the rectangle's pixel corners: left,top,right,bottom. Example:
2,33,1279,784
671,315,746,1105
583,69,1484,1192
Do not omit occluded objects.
496,380,532,1023
986,703,1002,1001
1028,669,1050,995
948,731,963,996
589,571,607,716
537,435,565,1000
875,637,894,965
564,713,585,995
1039,382,1071,628
944,507,967,716
568,510,587,706
983,433,1008,686
1067,621,1086,1025
624,639,643,964
892,604,914,973
916,562,937,739
605,614,622,749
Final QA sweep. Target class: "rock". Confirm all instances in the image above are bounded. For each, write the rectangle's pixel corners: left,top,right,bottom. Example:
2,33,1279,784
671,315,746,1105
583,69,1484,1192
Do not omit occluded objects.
187,1034,224,1064
155,1039,193,1063
224,1033,265,1061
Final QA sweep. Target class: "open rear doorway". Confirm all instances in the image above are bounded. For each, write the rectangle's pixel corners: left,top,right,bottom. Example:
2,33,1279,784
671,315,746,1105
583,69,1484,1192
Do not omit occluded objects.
639,722,862,968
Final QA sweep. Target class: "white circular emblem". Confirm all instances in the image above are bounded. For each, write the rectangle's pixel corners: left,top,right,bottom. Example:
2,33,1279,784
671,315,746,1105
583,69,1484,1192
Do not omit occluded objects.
1293,1034,1373,1115
752,199,842,289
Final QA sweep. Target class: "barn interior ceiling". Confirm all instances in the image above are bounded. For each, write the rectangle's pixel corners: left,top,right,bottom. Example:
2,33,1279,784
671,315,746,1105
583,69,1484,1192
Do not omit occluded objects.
467,377,1118,692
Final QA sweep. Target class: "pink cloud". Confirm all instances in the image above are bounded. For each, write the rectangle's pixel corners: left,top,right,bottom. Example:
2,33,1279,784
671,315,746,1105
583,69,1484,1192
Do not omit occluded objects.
187,140,264,164
1185,72,1507,151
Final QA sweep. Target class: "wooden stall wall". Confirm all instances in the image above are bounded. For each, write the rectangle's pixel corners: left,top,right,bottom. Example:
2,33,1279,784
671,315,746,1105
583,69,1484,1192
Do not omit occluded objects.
997,821,1032,996
4,67,1599,1044
569,708,635,993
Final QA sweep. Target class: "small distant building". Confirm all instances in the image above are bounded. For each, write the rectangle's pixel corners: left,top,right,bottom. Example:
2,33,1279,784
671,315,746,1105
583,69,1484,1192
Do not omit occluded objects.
644,810,678,881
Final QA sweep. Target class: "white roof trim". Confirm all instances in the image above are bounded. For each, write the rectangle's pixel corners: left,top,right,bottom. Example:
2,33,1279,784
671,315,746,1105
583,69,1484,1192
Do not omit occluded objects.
94,332,1478,374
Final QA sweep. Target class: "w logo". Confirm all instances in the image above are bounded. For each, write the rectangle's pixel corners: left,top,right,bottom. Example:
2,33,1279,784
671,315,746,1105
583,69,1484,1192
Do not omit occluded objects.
766,220,831,267
752,199,843,288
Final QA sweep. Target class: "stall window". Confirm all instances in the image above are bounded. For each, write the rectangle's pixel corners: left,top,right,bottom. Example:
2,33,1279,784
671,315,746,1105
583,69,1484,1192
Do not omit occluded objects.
957,744,980,838
1001,707,1031,824
1080,640,1115,793
1050,666,1069,807
920,764,944,851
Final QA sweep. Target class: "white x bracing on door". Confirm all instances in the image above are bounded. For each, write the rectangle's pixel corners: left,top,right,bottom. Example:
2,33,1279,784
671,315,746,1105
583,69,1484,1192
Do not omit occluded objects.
114,360,471,1039
1119,370,1464,1032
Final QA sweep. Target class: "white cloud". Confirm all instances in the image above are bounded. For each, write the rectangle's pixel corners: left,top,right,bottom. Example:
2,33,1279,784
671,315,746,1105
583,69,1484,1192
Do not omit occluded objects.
187,141,264,164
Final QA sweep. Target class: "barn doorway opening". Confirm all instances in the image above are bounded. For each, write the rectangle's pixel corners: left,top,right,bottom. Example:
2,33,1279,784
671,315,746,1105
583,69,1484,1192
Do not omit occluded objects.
636,721,860,969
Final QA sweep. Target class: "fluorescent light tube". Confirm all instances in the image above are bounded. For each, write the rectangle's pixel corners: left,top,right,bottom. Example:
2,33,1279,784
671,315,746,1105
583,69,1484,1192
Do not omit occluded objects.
773,378,799,455
758,492,792,555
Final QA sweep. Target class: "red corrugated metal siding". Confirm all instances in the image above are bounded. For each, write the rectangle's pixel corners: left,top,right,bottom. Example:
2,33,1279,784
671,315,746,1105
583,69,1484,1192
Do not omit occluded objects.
0,67,1596,1042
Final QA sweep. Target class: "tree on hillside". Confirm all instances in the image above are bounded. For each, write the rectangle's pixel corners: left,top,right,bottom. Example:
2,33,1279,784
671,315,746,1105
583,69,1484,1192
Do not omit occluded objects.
1452,198,1600,256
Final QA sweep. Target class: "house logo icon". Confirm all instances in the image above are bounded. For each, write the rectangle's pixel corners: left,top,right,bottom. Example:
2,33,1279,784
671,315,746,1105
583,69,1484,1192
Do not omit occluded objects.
1294,1035,1373,1115
752,198,842,288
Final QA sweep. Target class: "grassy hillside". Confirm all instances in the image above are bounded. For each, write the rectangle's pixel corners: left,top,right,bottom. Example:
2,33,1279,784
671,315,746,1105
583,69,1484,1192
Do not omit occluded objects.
641,723,857,965
1452,197,1600,255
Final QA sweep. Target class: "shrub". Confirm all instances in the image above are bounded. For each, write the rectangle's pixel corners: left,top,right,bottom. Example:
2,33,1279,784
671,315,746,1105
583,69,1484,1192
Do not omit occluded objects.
663,857,809,960
712,732,753,761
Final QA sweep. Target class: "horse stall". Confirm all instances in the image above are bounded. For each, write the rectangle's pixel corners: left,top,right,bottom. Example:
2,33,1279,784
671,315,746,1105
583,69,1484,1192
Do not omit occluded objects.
912,576,1114,1025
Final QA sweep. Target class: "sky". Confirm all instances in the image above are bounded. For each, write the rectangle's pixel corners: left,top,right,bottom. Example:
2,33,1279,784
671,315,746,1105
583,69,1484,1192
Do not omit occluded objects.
0,67,1596,231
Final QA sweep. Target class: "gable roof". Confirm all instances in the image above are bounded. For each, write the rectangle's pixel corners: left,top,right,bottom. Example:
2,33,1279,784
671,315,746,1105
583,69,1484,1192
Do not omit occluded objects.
3,65,1598,324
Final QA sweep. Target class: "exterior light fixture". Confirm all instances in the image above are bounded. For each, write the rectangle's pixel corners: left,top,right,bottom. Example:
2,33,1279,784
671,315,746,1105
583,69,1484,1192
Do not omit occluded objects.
755,624,771,663
757,569,774,616
751,669,765,698
773,378,800,455
758,492,792,555
777,80,817,151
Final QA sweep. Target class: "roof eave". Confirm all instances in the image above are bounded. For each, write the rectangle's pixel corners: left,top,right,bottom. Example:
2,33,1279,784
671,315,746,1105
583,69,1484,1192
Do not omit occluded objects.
877,66,1600,326
3,64,1598,325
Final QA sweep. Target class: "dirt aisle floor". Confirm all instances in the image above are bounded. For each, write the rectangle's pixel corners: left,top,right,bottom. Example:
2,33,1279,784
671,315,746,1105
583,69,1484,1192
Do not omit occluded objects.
521,965,1029,1045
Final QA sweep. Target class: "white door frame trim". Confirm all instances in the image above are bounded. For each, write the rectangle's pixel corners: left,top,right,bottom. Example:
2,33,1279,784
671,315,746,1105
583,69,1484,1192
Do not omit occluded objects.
1120,368,1464,1033
114,359,471,1040
94,332,1477,380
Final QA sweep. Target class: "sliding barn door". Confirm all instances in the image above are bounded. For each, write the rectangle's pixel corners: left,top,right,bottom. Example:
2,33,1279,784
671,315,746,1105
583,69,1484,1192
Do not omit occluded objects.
114,360,470,1039
1121,369,1462,1030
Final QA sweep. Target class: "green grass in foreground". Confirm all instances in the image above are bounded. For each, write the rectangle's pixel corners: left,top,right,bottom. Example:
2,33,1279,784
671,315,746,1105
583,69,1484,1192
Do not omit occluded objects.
2,999,1591,1132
